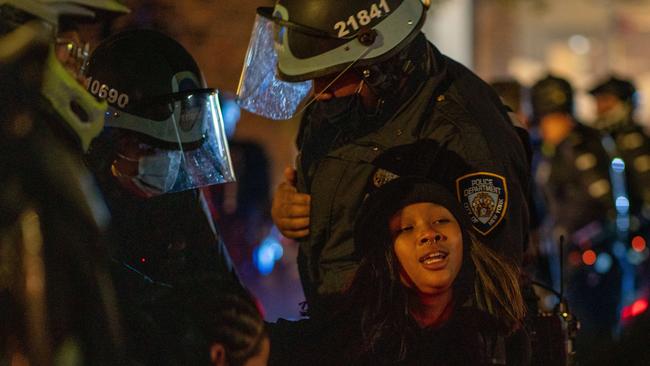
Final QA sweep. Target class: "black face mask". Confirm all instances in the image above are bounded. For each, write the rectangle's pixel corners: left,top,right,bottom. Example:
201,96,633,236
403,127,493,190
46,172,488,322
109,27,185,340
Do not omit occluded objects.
298,94,383,186
309,93,367,127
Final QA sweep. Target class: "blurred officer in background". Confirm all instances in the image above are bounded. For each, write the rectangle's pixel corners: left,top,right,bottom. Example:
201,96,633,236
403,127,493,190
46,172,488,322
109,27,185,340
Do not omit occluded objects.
238,0,532,317
491,78,531,129
530,75,621,360
590,76,650,238
589,76,650,354
0,0,129,364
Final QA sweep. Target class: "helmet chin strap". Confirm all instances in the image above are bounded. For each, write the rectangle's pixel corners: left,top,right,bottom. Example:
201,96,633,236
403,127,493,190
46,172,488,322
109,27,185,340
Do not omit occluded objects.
296,30,383,116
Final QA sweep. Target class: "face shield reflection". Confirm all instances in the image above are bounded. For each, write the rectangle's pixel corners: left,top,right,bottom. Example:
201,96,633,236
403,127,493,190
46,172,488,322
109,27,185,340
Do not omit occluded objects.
236,13,312,120
106,90,235,198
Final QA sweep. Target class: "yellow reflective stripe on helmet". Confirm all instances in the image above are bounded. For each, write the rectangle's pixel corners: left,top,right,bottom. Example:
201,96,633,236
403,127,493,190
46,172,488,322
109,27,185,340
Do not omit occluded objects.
41,47,107,151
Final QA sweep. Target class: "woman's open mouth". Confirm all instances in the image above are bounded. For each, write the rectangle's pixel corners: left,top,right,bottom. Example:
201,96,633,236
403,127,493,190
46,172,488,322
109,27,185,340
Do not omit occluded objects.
418,251,449,265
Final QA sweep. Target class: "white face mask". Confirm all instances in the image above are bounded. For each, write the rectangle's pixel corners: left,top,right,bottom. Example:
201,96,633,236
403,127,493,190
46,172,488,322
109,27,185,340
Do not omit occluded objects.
133,150,183,195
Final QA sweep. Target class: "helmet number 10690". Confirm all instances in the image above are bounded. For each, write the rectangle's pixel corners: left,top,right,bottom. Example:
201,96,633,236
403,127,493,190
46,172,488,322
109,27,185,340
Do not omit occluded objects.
86,77,129,109
334,0,391,38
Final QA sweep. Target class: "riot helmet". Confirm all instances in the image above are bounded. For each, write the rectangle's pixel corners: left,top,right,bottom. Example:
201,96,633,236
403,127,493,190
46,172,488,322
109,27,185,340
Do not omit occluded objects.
530,75,574,121
237,0,429,120
85,29,235,199
0,0,130,151
589,76,637,131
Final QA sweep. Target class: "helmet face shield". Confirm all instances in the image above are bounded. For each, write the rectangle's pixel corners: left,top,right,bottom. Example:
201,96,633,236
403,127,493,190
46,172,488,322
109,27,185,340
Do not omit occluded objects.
237,12,312,120
237,0,426,120
106,89,235,197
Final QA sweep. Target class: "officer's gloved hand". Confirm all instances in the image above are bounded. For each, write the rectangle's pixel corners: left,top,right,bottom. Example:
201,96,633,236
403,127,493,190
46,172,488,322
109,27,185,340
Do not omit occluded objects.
271,167,311,239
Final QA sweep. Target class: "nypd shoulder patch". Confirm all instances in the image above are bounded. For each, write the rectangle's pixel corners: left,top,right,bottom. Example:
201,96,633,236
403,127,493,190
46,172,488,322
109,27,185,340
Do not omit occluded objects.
372,168,399,188
455,172,508,235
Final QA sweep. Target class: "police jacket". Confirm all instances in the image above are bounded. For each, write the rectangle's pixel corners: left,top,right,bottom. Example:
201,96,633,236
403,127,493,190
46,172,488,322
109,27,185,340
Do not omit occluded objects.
607,123,650,222
536,122,615,237
295,38,531,312
108,188,238,285
84,137,239,286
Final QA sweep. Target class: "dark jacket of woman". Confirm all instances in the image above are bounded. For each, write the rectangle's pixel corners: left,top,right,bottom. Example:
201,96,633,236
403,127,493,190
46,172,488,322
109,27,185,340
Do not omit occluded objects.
269,305,529,366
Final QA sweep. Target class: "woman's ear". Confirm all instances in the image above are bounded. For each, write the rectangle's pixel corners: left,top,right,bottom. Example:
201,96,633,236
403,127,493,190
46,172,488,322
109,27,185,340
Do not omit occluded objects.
210,343,227,366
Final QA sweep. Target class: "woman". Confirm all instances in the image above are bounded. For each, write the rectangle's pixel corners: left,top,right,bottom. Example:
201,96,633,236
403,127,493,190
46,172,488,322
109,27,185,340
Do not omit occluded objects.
348,175,528,365
270,175,528,365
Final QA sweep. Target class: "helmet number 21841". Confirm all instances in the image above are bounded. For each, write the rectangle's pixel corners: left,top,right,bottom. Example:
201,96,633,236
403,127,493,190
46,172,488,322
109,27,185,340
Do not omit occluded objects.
334,0,391,38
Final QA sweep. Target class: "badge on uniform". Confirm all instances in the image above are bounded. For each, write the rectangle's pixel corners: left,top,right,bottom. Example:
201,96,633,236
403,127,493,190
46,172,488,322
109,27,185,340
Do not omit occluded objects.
372,168,399,188
455,172,508,235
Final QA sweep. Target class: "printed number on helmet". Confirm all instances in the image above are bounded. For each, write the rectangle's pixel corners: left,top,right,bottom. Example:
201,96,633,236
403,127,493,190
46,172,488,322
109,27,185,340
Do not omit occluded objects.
87,77,130,108
334,0,390,38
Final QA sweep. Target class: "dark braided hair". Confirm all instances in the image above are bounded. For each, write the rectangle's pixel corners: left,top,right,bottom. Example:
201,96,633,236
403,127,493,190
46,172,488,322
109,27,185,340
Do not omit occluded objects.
180,278,267,366
135,276,267,366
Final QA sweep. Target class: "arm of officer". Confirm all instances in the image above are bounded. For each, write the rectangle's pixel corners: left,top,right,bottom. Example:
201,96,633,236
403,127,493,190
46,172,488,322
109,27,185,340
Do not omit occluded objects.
271,167,311,239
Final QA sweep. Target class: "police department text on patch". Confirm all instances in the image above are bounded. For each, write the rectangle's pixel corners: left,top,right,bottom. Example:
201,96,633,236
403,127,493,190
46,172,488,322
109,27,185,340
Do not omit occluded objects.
456,172,508,235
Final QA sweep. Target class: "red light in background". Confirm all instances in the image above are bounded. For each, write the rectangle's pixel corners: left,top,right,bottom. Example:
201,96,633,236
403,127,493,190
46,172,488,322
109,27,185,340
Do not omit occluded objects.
631,299,648,316
140,257,147,263
621,298,649,320
631,236,646,252
582,250,597,266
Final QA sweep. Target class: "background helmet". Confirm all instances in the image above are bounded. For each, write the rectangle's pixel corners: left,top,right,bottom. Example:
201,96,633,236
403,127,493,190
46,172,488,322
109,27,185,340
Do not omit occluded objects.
0,0,130,151
589,76,637,109
85,29,235,198
530,74,574,121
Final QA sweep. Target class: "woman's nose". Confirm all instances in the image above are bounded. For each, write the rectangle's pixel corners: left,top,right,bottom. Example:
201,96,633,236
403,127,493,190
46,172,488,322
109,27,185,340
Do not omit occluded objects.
419,229,444,245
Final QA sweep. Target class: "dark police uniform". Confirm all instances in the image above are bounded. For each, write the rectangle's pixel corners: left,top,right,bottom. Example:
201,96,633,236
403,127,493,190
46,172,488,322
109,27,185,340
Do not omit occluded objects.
535,122,620,355
86,145,243,364
535,123,615,236
295,39,530,312
85,139,240,285
607,124,650,231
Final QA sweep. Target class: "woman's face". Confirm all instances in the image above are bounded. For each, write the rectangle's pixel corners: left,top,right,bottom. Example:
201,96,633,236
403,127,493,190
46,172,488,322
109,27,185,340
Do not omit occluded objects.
390,202,463,297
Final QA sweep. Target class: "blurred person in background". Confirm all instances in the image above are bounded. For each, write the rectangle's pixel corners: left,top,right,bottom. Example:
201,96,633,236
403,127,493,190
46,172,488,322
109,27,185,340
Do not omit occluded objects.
0,0,130,364
585,75,650,365
530,74,621,361
589,76,650,241
238,0,532,320
491,78,530,130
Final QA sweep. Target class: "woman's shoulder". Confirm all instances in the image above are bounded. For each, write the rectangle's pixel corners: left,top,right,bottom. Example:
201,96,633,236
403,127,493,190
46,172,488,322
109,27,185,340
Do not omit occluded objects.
456,307,531,366
268,311,362,366
419,307,530,365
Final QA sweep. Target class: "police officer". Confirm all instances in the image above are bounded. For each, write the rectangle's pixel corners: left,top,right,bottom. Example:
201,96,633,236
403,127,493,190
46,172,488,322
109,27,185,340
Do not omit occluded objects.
84,29,238,286
531,75,620,359
82,29,244,364
0,0,129,364
589,76,650,235
238,0,531,316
